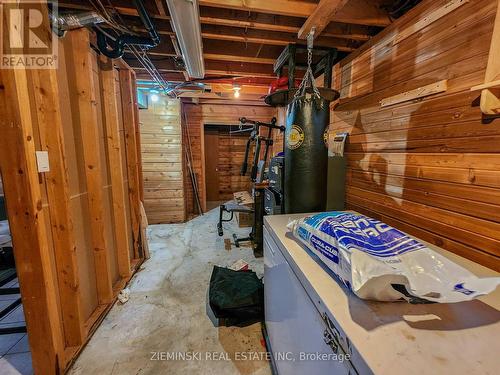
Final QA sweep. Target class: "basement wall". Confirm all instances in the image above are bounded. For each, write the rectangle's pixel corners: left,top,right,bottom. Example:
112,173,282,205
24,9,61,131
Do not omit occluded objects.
139,98,185,224
329,0,500,271
0,26,144,372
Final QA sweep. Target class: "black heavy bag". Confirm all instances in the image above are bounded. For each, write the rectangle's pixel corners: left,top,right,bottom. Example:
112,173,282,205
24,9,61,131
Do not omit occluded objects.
284,91,330,214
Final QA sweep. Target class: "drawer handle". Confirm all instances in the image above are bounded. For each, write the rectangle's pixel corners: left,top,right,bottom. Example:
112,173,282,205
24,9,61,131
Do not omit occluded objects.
264,239,276,255
323,330,339,354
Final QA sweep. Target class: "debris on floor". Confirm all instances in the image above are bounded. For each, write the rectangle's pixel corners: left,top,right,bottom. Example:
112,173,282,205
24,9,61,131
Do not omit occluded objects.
230,259,249,271
117,288,130,304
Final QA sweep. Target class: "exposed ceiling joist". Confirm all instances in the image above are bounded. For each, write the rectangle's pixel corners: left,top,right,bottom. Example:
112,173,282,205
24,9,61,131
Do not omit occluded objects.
338,0,391,27
154,0,167,16
200,25,358,51
128,58,279,78
298,0,350,39
198,0,391,26
203,53,275,65
199,12,372,41
198,0,316,18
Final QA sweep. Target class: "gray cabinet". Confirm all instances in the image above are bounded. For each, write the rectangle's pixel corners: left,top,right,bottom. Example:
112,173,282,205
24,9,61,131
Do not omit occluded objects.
264,227,355,375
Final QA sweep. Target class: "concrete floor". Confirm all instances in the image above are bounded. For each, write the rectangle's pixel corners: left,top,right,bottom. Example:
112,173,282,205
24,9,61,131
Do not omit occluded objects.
69,207,271,375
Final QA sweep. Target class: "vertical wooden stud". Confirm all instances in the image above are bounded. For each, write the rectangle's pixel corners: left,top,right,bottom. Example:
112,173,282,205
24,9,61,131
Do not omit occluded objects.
0,68,64,375
31,66,85,346
119,69,142,259
130,71,145,202
100,58,132,279
69,29,113,304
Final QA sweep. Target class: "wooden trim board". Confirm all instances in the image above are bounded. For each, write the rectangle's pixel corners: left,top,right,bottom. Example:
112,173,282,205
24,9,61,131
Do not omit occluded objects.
478,0,500,115
393,0,469,45
380,79,448,107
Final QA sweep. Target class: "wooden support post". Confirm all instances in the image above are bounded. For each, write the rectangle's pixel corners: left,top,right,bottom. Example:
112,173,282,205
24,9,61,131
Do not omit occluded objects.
31,67,85,346
131,71,145,202
100,57,132,279
0,69,64,375
69,29,113,304
120,69,142,259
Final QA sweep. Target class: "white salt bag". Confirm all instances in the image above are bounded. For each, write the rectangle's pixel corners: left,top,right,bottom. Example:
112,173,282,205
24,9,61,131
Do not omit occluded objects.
288,212,500,303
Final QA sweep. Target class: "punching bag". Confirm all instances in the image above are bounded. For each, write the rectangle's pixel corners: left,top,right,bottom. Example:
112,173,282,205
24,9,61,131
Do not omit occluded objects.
284,83,330,214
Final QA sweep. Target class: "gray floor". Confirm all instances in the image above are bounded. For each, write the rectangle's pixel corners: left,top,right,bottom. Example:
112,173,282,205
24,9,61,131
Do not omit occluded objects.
0,277,32,375
69,207,271,375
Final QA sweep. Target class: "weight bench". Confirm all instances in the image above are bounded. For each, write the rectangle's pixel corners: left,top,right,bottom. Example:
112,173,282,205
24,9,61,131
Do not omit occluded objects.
217,203,254,247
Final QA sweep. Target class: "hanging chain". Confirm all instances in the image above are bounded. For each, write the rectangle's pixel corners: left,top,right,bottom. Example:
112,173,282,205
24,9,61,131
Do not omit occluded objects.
295,27,320,99
307,27,314,67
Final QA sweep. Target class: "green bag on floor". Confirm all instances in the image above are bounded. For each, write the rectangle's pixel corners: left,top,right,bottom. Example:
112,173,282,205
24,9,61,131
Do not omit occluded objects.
208,266,264,327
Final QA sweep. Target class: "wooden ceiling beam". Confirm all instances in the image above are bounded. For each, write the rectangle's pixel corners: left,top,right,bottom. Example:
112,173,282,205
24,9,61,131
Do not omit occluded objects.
205,60,277,77
198,1,390,26
198,0,316,18
201,24,359,51
298,0,350,39
204,53,275,65
58,2,171,20
154,0,168,16
337,0,391,27
129,58,278,78
199,9,372,41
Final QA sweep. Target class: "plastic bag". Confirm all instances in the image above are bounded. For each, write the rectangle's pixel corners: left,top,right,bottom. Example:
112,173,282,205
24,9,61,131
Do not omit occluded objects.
288,212,500,303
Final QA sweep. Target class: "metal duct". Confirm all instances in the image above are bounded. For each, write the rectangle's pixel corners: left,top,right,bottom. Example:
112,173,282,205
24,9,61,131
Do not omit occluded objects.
51,11,105,36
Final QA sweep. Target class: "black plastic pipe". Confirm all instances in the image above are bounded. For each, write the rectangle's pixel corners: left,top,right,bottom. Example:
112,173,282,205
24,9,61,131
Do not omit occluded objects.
96,0,160,59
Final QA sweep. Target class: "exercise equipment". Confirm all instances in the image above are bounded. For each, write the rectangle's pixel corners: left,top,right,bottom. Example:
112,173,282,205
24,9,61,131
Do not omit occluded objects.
284,30,338,214
217,117,285,257
264,155,284,216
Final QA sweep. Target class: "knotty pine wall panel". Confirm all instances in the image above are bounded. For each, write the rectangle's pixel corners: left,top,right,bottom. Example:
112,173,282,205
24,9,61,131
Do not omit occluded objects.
139,97,185,224
330,0,500,270
182,102,276,216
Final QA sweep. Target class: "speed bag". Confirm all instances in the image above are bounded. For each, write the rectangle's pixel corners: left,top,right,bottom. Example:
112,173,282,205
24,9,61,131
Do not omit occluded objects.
284,95,329,214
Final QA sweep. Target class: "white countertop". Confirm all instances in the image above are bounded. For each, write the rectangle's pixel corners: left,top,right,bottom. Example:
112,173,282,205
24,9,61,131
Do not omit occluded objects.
264,213,500,375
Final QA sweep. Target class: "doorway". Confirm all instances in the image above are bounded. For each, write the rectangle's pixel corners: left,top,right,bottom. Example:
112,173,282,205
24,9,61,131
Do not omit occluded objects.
0,172,32,374
203,125,253,211
204,127,221,210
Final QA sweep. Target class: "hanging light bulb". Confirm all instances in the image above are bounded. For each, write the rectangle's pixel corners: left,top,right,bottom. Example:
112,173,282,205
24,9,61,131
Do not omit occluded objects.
233,85,241,98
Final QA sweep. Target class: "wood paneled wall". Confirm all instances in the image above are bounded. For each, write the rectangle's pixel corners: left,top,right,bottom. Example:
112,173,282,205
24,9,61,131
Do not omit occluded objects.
330,0,500,271
0,26,144,372
140,98,185,223
182,103,276,216
217,129,254,201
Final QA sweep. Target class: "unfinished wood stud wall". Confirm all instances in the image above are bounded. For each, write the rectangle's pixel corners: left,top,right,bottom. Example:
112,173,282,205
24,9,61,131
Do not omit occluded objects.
0,15,144,372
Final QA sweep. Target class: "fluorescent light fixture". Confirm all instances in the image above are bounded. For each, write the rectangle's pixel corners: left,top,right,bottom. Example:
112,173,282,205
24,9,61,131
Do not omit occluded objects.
166,0,205,79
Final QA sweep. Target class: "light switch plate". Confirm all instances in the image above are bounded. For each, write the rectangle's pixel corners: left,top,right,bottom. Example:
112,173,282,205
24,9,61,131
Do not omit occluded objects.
35,151,50,173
